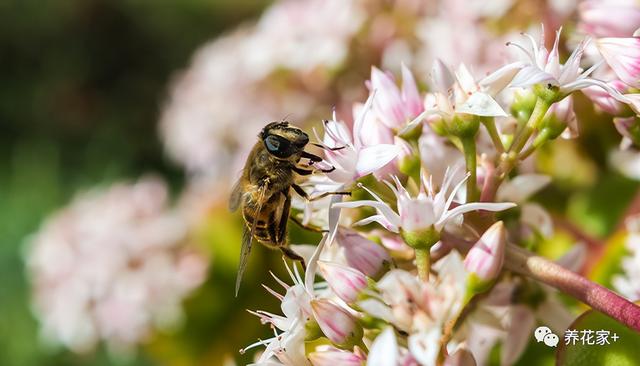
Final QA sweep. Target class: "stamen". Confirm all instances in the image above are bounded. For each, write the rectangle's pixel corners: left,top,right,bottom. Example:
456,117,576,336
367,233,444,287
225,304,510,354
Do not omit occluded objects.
506,41,535,62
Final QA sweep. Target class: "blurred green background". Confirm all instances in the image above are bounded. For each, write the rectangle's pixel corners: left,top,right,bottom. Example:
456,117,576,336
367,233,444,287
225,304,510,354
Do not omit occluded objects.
0,1,281,365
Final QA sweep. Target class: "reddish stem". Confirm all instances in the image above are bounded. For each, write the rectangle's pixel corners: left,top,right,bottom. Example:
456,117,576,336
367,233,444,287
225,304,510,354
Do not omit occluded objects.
505,244,640,332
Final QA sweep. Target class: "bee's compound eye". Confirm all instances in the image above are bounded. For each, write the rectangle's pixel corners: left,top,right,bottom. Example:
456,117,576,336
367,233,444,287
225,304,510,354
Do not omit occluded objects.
265,135,280,152
265,135,292,157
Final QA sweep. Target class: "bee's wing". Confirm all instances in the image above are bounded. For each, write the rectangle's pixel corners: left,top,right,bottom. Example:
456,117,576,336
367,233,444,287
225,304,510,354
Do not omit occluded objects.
228,178,243,212
234,183,267,296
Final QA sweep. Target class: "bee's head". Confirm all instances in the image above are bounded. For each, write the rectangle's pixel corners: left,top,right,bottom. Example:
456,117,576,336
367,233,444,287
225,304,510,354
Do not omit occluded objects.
260,121,309,160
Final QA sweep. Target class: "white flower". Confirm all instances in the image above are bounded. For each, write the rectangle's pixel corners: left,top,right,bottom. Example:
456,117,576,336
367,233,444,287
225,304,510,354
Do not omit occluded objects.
403,61,511,133
334,169,516,234
319,94,402,185
245,262,313,366
27,177,207,353
507,26,640,113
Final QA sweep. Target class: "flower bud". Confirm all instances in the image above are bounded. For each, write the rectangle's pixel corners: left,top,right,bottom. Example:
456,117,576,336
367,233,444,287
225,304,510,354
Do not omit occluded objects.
464,221,506,287
597,37,640,89
318,261,368,303
308,347,365,366
310,299,362,347
337,229,390,277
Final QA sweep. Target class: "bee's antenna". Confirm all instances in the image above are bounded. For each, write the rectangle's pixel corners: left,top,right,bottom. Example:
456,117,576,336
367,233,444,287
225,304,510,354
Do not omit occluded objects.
280,113,292,122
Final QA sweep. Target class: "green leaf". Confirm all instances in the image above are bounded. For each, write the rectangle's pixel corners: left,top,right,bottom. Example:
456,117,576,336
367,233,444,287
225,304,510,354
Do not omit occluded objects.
556,308,640,366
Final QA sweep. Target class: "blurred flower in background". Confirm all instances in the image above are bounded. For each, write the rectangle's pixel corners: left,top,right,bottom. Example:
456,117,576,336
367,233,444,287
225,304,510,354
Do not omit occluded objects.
27,177,207,354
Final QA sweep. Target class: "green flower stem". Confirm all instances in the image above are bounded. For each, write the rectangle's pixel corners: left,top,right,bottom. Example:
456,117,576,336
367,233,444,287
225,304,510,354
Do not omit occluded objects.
460,136,479,202
508,98,550,155
518,127,552,161
480,99,551,202
481,117,504,154
415,248,431,281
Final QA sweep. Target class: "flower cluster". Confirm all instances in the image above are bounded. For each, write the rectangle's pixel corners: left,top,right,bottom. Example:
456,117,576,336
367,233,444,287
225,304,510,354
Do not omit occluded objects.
242,15,640,364
27,178,208,353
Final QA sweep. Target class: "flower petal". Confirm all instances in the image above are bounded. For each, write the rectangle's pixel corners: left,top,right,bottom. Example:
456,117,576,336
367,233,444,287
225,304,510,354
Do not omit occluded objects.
437,202,516,229
356,144,401,177
456,92,508,117
510,65,556,88
367,327,398,366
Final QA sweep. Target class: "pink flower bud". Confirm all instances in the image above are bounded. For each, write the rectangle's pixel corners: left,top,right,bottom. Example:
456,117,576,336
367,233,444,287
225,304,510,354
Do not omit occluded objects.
464,221,506,282
318,261,368,303
337,229,390,277
309,346,365,366
310,299,360,346
597,37,640,88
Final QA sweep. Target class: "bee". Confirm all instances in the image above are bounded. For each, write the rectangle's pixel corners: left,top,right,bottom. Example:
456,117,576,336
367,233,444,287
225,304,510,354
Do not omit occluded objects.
229,121,347,295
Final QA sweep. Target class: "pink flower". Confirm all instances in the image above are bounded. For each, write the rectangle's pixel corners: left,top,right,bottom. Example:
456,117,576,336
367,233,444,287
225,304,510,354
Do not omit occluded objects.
369,64,424,130
464,221,506,282
317,261,368,303
335,228,390,277
308,346,365,366
27,177,207,353
597,36,640,88
320,94,401,185
310,299,360,346
579,0,640,38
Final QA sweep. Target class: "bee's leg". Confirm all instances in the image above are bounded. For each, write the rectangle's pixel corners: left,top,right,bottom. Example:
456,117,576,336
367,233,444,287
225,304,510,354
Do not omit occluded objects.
294,164,335,174
276,191,291,243
310,142,345,151
281,247,306,270
291,183,350,202
290,215,328,233
292,166,313,176
292,184,310,199
300,151,323,162
308,190,351,202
